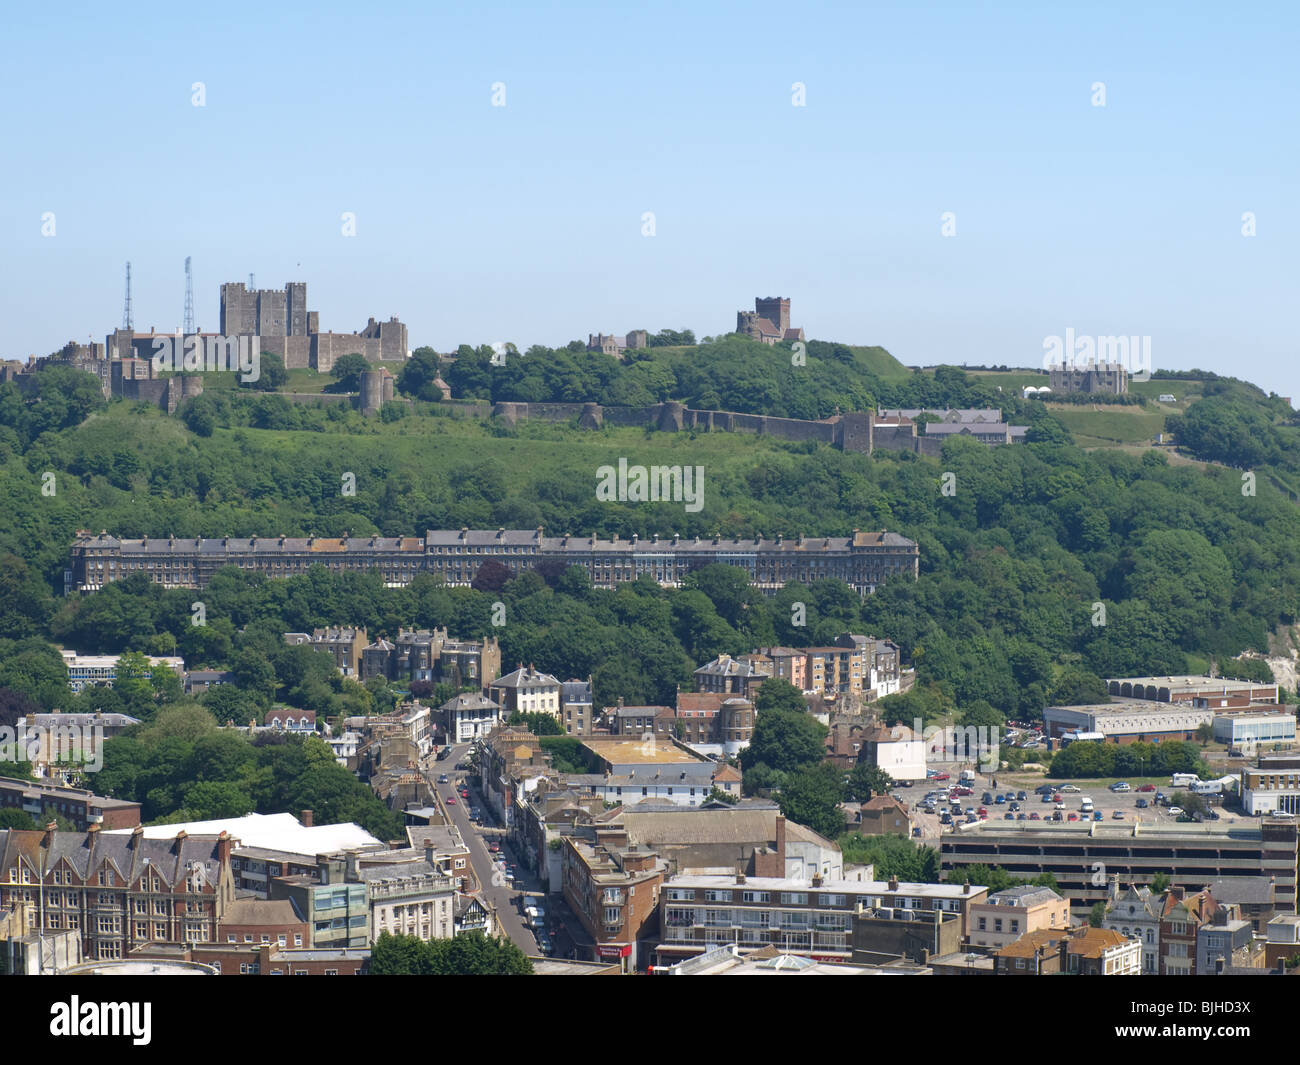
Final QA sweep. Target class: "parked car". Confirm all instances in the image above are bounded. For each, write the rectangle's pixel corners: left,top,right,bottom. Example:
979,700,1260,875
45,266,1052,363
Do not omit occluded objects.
1035,784,1055,795
1167,806,1184,817
1138,784,1157,792
1092,811,1103,821
1060,784,1081,793
1067,813,1079,821
940,813,953,825
1052,810,1064,821
1112,810,1126,819
1136,798,1149,808
1009,802,1021,812
977,807,988,817
1003,812,1015,820
1054,801,1065,810
489,842,501,853
1017,813,1027,820
981,792,994,804
1029,812,1041,820
1016,791,1028,801
1109,781,1131,792
965,814,978,824
438,774,449,783
930,772,950,781
953,786,973,796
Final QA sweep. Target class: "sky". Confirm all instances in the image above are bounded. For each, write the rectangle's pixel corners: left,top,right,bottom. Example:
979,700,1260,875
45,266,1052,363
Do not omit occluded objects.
3,1,1297,398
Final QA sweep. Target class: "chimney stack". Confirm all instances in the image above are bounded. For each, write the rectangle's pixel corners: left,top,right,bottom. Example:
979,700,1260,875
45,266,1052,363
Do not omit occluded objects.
301,809,314,828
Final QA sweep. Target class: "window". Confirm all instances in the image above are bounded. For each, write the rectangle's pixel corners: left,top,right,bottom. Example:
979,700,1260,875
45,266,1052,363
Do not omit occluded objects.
604,907,621,925
741,891,770,904
704,889,731,903
780,893,808,905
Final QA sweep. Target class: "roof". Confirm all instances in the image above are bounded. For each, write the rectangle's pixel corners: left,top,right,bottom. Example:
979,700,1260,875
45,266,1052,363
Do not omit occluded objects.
582,738,706,766
997,929,1069,959
666,873,976,898
0,827,226,892
983,886,1063,908
1202,877,1276,905
1066,927,1133,958
222,898,305,927
105,812,380,856
618,809,838,851
492,666,560,689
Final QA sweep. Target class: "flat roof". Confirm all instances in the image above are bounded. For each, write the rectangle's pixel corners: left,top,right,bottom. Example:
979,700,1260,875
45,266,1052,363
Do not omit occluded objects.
105,812,381,854
667,873,979,898
581,738,706,765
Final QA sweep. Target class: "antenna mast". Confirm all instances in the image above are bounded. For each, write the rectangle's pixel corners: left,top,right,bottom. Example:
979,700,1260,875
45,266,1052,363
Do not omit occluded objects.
184,257,195,334
122,262,133,331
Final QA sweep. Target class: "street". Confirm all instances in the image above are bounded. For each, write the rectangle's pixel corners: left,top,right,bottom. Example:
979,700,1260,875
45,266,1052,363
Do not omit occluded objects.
428,743,541,956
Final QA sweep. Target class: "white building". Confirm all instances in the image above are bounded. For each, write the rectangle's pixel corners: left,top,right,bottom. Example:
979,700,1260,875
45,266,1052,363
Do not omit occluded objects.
358,858,457,943
60,650,184,693
861,723,926,782
1212,710,1296,751
1101,881,1162,974
441,692,502,744
489,665,561,719
1239,755,1300,815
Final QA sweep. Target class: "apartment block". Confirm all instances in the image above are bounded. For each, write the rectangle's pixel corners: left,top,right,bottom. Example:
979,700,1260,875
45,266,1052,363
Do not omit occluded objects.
562,835,666,972
657,872,987,964
0,776,141,831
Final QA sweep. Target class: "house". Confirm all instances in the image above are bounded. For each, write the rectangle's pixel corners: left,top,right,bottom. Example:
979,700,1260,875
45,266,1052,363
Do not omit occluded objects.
1160,887,1221,975
560,678,595,736
968,886,1070,952
284,628,368,677
694,654,770,698
441,692,502,744
1065,927,1142,975
1101,879,1162,974
490,665,562,720
265,708,316,733
1197,908,1264,973
853,795,913,837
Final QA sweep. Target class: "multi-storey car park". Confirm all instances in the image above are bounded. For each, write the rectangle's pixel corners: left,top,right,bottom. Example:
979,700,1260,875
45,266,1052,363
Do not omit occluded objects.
940,818,1300,917
68,527,919,597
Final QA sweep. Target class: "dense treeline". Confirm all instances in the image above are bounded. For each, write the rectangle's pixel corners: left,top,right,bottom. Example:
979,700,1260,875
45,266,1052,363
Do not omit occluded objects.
1048,739,1206,780
94,703,406,838
0,359,1296,733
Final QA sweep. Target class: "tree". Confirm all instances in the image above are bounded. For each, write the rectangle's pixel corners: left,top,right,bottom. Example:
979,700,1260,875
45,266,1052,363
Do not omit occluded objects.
743,709,827,776
1151,872,1171,893
0,809,38,829
329,353,371,392
370,931,532,975
398,348,449,402
245,351,288,391
775,762,844,840
507,711,563,736
753,679,807,716
845,763,893,802
1089,900,1107,927
1195,722,1214,747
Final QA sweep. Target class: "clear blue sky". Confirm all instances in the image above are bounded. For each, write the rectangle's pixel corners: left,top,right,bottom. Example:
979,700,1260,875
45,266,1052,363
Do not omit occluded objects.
3,1,1296,398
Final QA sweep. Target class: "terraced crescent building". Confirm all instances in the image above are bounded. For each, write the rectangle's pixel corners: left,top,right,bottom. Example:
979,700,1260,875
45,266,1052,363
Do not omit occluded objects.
68,528,918,597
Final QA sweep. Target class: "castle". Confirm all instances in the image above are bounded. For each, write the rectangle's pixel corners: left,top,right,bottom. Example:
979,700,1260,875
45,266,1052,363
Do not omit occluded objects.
736,296,805,345
33,277,409,413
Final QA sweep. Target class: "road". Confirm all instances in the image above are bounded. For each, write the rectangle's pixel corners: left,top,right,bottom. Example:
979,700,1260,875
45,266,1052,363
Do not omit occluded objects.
428,744,542,956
